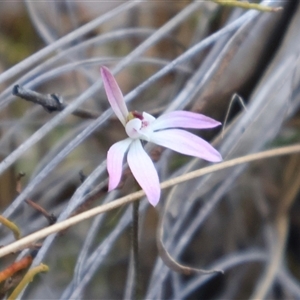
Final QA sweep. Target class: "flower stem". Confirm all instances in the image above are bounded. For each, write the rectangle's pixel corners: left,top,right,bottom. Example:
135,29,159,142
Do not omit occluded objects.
132,200,140,300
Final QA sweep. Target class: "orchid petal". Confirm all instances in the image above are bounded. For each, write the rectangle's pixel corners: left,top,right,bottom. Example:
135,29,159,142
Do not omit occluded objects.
126,118,152,141
101,66,128,126
150,129,222,162
142,112,156,124
107,138,132,191
152,111,221,131
125,118,142,139
127,140,160,206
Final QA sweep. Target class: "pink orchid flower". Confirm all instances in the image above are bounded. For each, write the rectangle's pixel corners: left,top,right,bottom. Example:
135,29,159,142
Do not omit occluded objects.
101,66,222,206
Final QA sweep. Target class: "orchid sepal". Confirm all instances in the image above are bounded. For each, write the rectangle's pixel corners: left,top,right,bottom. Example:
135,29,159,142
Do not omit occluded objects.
127,140,160,206
101,66,128,126
107,138,132,191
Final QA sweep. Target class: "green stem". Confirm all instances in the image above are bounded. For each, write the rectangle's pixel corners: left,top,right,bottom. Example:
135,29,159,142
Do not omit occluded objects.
8,263,49,300
212,0,283,12
0,215,21,240
132,200,140,300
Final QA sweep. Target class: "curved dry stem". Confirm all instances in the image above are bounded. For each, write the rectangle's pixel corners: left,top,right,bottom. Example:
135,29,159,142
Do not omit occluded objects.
157,224,224,275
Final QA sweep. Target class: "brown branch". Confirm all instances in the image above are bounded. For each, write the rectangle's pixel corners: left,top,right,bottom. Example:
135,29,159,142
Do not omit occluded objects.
13,85,100,119
0,255,33,284
16,173,57,225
